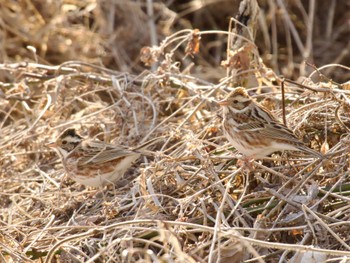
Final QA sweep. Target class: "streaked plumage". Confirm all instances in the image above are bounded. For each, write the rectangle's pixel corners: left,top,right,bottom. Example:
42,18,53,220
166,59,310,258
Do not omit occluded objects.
49,128,160,187
219,87,322,159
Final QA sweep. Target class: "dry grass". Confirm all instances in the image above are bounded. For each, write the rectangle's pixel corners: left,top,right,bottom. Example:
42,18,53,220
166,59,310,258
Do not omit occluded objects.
1,0,350,262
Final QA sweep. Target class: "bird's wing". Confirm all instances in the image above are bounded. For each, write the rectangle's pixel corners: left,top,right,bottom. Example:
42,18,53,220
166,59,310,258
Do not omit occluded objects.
76,140,137,165
236,105,303,144
237,120,303,145
262,122,322,157
73,137,163,165
260,122,303,144
236,121,265,131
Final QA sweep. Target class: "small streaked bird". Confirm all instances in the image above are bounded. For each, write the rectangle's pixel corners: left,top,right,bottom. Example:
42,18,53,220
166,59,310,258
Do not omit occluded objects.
218,87,323,160
48,128,161,187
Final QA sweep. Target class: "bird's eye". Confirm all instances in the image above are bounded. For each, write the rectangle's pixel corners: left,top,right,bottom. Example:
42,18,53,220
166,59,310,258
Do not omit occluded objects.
62,140,67,145
233,99,238,104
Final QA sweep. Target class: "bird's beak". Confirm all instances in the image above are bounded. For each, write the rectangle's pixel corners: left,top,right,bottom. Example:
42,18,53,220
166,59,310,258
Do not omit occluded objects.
47,142,57,148
218,99,229,106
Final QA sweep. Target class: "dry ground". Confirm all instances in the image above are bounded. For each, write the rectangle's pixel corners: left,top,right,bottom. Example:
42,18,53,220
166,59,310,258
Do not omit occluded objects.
1,0,350,262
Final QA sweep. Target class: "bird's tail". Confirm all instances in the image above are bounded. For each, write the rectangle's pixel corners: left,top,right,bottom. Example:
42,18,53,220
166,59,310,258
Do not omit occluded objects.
297,144,324,159
132,136,164,155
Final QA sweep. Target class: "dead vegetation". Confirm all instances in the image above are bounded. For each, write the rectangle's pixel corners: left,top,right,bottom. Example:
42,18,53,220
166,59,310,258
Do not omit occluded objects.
1,0,350,262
